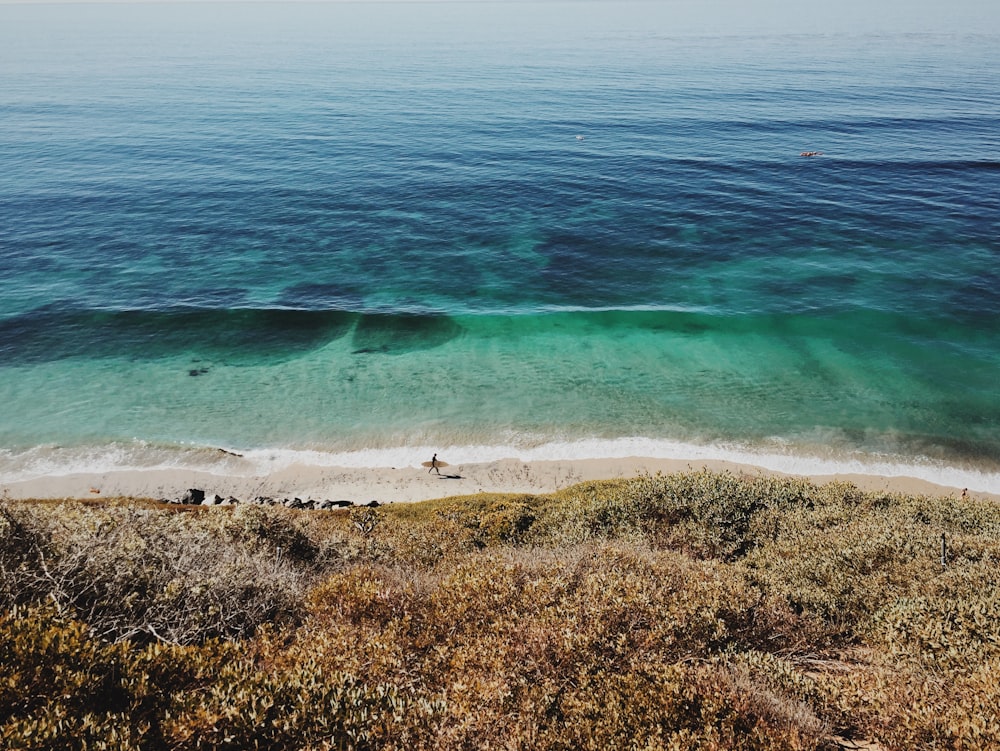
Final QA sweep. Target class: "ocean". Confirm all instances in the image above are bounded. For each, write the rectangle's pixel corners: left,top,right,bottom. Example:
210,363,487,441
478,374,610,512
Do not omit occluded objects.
2,2,999,492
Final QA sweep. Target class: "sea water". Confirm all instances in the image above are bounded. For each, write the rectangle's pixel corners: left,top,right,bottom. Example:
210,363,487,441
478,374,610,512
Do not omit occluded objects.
1,2,999,491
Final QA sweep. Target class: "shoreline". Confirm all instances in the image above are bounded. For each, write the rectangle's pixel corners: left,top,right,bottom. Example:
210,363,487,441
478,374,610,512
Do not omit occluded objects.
2,455,995,504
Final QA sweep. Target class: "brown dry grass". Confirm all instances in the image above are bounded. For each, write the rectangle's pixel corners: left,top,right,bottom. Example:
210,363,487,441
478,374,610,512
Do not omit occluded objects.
2,470,998,749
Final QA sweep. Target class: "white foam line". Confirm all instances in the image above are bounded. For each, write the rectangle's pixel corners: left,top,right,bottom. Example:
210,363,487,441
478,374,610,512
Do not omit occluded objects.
0,443,256,484
239,437,1000,494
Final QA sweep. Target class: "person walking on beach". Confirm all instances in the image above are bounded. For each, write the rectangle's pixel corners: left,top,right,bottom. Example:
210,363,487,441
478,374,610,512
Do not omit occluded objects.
428,453,441,474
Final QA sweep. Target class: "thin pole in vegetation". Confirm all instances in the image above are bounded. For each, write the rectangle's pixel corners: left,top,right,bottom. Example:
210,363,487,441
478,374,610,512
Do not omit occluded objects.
940,532,947,567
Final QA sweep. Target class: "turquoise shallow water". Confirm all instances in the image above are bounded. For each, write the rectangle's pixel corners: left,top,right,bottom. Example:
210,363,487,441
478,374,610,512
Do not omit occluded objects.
1,3,999,490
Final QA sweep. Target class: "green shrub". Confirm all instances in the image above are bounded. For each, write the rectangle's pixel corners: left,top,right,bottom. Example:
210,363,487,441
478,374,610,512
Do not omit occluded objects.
529,471,821,559
870,590,1000,670
163,660,444,751
0,605,445,751
0,605,129,731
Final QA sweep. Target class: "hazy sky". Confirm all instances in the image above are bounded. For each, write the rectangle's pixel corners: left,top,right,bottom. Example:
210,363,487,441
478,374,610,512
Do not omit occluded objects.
1,0,998,36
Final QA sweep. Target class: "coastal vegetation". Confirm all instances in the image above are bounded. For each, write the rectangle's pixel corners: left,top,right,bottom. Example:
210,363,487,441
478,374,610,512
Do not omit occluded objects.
2,471,998,750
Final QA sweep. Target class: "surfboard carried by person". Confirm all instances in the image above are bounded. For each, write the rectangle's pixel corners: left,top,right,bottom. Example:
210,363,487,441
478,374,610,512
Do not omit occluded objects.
423,453,447,474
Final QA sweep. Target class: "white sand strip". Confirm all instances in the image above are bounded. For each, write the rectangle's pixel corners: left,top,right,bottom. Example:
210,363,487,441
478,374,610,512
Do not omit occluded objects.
2,456,993,504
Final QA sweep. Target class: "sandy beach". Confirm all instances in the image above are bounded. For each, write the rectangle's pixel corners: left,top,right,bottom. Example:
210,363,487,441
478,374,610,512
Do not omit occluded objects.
2,455,994,505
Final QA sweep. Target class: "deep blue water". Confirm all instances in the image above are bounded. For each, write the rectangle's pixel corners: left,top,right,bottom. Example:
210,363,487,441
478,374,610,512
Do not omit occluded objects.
1,2,999,490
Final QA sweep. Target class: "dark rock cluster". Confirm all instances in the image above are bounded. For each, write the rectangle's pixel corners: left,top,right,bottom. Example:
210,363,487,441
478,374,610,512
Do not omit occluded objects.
162,488,381,510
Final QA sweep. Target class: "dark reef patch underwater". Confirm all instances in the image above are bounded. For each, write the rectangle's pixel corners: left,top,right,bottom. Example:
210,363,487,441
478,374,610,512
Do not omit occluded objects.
0,307,358,366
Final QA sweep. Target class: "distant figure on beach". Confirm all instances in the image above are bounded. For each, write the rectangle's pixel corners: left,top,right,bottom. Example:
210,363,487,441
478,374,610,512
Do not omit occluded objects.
428,453,441,474
962,488,968,499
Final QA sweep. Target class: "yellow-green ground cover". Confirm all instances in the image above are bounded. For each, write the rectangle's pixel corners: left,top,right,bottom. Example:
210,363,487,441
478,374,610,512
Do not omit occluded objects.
2,471,998,750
